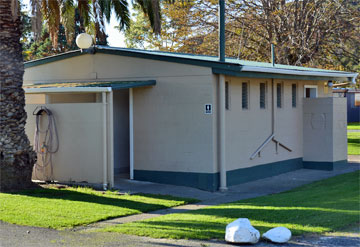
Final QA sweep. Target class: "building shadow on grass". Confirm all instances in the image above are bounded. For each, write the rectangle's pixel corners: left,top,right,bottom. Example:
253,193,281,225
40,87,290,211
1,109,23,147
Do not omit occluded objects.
4,188,185,213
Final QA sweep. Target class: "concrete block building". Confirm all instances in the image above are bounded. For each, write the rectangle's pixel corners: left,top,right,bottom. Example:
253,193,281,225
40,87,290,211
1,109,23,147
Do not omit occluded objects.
23,46,358,191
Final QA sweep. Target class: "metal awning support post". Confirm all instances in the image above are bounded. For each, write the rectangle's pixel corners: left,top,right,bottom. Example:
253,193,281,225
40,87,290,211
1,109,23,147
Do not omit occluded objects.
108,91,114,187
102,92,108,190
219,0,225,62
129,88,134,180
218,0,227,191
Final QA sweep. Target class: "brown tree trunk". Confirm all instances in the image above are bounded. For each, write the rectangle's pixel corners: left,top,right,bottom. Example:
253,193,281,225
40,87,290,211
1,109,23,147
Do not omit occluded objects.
0,0,36,191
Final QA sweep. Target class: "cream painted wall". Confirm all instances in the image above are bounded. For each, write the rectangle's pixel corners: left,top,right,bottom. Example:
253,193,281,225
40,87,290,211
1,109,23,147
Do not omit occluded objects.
24,54,96,84
26,103,106,184
303,97,347,162
47,93,98,103
133,75,215,173
223,77,328,172
332,98,348,161
24,52,338,182
24,53,212,85
25,94,46,104
24,53,215,175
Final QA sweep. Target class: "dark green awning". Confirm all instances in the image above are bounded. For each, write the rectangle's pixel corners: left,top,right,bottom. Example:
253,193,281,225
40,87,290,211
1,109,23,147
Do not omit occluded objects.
24,80,156,90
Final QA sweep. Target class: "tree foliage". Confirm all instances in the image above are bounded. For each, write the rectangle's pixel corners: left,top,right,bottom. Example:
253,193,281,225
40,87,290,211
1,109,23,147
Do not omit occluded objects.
29,0,163,47
125,0,360,74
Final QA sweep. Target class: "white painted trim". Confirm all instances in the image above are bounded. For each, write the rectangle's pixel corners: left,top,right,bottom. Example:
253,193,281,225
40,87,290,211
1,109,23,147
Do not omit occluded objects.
108,91,114,188
129,88,134,180
219,74,227,191
304,85,318,98
24,87,112,94
102,92,108,190
242,66,358,80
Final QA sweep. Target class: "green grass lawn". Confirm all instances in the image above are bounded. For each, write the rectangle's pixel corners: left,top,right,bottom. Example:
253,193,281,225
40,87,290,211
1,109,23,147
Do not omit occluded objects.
101,171,360,240
348,122,360,130
348,132,360,155
0,187,198,229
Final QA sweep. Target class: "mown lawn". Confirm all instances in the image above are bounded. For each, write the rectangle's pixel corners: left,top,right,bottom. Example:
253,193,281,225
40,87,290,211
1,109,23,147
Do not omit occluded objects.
0,187,198,229
348,132,360,155
348,122,360,130
101,171,360,240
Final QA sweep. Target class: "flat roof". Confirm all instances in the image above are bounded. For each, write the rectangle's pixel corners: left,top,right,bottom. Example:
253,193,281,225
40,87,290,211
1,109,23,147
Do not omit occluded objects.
24,46,358,82
24,80,156,93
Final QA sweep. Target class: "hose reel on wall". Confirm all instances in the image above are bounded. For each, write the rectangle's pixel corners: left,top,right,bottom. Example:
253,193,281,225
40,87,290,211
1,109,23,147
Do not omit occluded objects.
32,106,59,182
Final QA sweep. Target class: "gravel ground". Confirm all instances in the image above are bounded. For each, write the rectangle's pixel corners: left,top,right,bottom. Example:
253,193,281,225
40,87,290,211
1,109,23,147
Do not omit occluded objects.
0,221,359,247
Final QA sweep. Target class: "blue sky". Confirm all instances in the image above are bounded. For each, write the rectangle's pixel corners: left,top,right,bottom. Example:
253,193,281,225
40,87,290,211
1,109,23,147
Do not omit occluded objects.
22,0,126,47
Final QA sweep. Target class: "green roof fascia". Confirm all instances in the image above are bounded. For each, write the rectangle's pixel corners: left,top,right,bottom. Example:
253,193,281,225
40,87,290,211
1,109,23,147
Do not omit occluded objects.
24,80,156,89
212,68,353,82
24,50,82,69
96,48,240,71
85,80,156,89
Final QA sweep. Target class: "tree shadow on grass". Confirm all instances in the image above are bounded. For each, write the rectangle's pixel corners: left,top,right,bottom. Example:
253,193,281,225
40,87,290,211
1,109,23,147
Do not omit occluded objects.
348,137,360,144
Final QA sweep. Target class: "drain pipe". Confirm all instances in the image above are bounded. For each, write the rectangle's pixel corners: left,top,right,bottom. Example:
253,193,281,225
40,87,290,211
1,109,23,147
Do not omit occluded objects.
218,0,227,191
102,92,108,190
250,44,292,159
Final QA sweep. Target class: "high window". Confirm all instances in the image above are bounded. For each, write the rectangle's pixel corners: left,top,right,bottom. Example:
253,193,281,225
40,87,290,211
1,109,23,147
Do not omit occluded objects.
260,82,266,109
225,81,230,110
292,84,297,108
276,83,283,108
242,82,249,109
304,85,318,98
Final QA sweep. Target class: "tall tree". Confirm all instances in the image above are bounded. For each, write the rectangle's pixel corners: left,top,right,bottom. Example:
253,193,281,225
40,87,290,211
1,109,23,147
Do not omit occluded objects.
125,0,359,75
0,0,36,191
0,0,162,191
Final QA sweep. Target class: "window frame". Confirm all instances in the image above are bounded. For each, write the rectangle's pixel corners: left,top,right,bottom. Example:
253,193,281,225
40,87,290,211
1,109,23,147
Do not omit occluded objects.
241,81,249,110
225,81,230,110
276,82,283,108
304,85,318,98
291,83,297,108
259,82,267,109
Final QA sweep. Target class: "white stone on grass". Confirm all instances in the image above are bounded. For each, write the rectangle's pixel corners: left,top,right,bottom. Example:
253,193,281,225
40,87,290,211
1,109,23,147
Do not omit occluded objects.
225,218,260,244
262,227,292,243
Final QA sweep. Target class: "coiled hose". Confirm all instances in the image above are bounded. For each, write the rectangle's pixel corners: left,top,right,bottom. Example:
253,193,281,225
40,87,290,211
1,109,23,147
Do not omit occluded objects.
33,107,59,182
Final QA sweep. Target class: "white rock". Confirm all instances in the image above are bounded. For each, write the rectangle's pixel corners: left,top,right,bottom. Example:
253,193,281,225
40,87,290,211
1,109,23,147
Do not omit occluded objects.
262,227,292,243
225,218,260,244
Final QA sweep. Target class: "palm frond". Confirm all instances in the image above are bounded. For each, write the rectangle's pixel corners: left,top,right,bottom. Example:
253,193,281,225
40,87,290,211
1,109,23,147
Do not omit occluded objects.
61,0,76,45
77,0,91,27
111,0,130,30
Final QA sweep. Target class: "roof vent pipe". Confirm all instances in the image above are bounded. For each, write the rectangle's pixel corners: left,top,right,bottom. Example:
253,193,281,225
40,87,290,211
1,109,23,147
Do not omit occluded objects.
219,0,225,62
271,43,275,67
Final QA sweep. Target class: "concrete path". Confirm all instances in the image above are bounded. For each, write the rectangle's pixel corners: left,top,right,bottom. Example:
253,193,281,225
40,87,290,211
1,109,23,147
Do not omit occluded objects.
348,155,360,163
79,162,360,231
348,129,360,132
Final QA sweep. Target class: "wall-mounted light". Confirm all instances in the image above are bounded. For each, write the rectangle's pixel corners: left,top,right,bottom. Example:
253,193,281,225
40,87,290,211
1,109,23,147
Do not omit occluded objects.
76,33,95,53
327,80,333,88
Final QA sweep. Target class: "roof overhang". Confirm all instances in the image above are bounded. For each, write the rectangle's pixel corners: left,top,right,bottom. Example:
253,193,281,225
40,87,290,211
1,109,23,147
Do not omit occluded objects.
24,80,156,93
212,67,358,83
24,87,112,94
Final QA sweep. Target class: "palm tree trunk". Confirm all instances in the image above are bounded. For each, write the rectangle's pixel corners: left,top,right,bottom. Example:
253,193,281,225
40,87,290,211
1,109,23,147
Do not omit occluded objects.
0,0,36,191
